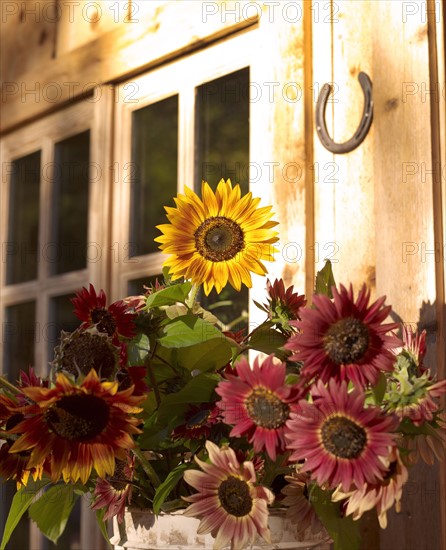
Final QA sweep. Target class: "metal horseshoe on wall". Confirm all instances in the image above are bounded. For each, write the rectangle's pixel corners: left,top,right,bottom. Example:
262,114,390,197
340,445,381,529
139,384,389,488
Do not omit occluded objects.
315,71,373,154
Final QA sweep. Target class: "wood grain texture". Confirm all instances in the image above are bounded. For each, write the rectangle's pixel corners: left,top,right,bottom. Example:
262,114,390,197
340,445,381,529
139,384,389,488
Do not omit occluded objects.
250,3,309,300
312,0,376,294
0,1,258,133
372,2,443,549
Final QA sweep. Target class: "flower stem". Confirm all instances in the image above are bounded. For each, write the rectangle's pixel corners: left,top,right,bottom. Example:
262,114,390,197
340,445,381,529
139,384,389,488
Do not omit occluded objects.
145,355,161,408
0,375,23,395
186,283,200,309
131,448,161,487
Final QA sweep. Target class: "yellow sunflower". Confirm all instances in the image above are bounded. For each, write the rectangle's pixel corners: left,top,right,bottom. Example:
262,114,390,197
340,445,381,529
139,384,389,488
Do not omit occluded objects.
155,179,279,295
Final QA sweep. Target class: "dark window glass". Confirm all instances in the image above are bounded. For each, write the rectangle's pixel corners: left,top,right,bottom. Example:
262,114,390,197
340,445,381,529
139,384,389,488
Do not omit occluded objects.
128,274,163,296
51,131,90,274
195,69,250,325
130,96,178,257
2,301,36,382
195,68,249,193
48,293,81,361
6,151,41,284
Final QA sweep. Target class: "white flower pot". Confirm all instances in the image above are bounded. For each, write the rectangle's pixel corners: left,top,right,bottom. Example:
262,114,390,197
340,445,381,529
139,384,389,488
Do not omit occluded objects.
111,508,331,550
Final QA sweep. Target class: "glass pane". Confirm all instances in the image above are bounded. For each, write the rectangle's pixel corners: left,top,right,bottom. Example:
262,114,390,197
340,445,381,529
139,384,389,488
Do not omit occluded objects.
128,274,163,296
51,131,90,274
130,95,178,257
195,68,249,193
2,301,36,383
48,293,81,361
195,69,250,326
6,151,41,284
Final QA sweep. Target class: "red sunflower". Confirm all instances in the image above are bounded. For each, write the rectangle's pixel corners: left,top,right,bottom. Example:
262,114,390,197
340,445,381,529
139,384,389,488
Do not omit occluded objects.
332,447,409,529
285,379,398,491
215,355,304,461
172,404,221,440
71,284,136,339
91,453,135,523
285,284,401,388
8,370,144,484
261,278,306,333
0,441,46,488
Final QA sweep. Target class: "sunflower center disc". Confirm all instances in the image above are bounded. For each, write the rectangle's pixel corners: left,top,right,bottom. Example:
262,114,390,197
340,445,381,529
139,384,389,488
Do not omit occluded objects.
45,394,110,441
59,332,117,379
245,387,290,429
218,476,253,516
194,216,245,262
321,415,367,459
91,308,117,336
323,316,370,365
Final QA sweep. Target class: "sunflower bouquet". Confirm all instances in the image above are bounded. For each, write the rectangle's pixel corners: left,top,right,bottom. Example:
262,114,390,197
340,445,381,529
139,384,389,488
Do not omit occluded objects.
1,179,446,550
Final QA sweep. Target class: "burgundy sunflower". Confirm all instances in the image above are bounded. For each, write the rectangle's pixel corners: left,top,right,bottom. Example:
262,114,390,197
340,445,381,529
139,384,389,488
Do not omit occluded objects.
215,355,304,461
8,370,144,484
71,284,136,339
285,379,398,491
183,441,274,550
0,441,46,488
281,472,325,535
172,404,221,440
285,284,401,388
332,447,408,528
52,327,120,380
91,453,135,523
261,278,306,333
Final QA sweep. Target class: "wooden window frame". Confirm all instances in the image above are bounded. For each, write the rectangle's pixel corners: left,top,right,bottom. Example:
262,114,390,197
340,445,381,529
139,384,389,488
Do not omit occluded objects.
0,93,112,550
112,31,258,303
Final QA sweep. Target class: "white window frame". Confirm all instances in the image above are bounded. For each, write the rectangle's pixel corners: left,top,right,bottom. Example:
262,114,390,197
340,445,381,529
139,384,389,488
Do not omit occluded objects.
112,30,259,303
0,93,112,550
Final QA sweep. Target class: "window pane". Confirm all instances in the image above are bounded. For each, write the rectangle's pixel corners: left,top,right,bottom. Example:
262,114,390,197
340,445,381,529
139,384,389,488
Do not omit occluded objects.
6,151,41,284
51,131,90,274
195,68,249,193
195,69,250,325
3,301,36,382
128,274,162,296
48,293,81,361
130,96,178,257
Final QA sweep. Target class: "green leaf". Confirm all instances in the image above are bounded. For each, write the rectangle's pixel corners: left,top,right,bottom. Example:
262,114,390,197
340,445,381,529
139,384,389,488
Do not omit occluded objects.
178,337,232,372
310,485,360,550
0,479,51,550
156,373,219,424
371,372,387,405
159,314,223,348
127,333,150,366
145,282,192,308
315,260,336,298
28,485,79,544
95,508,113,550
153,463,190,514
248,323,288,360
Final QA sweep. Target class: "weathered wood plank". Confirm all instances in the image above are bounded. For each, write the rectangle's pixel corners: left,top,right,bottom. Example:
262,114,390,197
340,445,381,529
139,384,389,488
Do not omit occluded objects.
0,0,57,83
0,1,258,133
313,0,375,294
250,3,309,298
372,2,442,549
56,0,126,55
